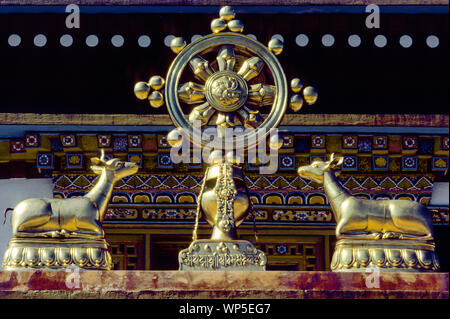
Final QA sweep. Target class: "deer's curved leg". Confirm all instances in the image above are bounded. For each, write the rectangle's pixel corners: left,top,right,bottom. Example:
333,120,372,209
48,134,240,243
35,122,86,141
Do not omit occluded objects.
389,202,434,240
73,218,104,238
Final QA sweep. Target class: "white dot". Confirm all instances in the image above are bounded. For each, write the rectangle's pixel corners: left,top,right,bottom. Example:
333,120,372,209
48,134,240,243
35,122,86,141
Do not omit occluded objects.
86,35,99,47
321,34,335,47
60,34,73,47
111,34,124,47
33,34,47,47
190,34,202,43
348,34,361,48
295,34,309,47
164,35,175,47
138,35,151,47
271,34,284,42
8,34,21,47
426,35,439,48
399,35,413,48
246,34,257,40
374,35,387,48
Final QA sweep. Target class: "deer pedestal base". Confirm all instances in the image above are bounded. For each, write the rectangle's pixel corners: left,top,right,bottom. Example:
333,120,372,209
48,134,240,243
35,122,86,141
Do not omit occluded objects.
2,237,113,270
331,238,440,272
178,239,266,271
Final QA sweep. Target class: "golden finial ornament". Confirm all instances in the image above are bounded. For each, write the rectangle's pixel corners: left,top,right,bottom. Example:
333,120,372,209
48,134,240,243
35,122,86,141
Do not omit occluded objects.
167,128,183,147
133,6,321,270
149,91,164,108
268,38,284,55
269,134,284,150
303,86,318,105
290,78,303,93
219,6,235,21
149,75,165,90
289,94,304,112
170,37,187,54
209,150,224,165
211,18,227,33
227,19,244,33
134,81,150,100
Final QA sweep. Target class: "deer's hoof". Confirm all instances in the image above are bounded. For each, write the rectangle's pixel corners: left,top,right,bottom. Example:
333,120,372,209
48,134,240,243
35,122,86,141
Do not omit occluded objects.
382,232,401,239
372,233,383,240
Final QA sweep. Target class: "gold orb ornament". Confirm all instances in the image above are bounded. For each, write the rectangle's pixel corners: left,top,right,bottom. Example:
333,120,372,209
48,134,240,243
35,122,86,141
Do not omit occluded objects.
227,20,244,33
290,78,303,93
303,86,318,105
149,75,165,91
219,6,235,21
167,129,183,147
209,150,224,164
225,151,243,165
289,94,304,112
269,134,284,150
211,18,227,33
170,37,186,54
149,91,164,108
268,38,283,55
134,81,150,100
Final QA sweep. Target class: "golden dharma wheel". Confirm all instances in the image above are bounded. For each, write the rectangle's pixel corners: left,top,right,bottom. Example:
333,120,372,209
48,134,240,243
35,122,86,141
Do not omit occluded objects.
164,32,288,151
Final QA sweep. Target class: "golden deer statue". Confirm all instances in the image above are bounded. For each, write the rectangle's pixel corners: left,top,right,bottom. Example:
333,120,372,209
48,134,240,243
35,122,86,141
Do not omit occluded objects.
297,153,439,271
2,150,138,270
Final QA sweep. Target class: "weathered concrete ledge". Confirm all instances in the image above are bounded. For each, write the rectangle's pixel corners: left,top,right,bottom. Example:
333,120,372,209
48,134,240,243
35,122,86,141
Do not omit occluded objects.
0,271,448,299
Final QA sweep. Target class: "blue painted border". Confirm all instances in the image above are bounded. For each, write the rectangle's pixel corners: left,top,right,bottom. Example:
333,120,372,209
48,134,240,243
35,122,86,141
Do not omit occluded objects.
0,124,448,139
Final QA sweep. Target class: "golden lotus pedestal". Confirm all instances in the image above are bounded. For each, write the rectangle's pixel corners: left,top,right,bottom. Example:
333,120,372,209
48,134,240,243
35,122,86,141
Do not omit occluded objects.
331,238,440,272
2,237,113,270
178,239,266,271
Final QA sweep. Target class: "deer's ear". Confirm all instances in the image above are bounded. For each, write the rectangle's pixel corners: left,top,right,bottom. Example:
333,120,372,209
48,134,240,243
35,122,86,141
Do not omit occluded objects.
328,154,344,169
329,153,336,162
330,156,344,169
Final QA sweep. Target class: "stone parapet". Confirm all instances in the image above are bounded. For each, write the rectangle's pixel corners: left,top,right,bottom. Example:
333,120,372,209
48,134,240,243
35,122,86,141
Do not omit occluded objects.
0,270,447,299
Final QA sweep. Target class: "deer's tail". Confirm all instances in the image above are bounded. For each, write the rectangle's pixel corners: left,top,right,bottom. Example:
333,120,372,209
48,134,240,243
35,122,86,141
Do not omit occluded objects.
3,208,14,225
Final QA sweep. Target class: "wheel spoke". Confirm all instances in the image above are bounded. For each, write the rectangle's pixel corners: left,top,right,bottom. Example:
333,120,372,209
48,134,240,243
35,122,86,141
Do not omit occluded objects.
178,82,205,104
216,112,235,128
237,56,264,82
247,83,276,106
189,55,214,83
217,45,236,71
237,105,264,128
188,102,215,127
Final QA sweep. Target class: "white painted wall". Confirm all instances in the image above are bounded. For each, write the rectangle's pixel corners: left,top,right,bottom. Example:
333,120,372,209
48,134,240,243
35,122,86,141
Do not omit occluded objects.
429,182,449,206
0,178,53,268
